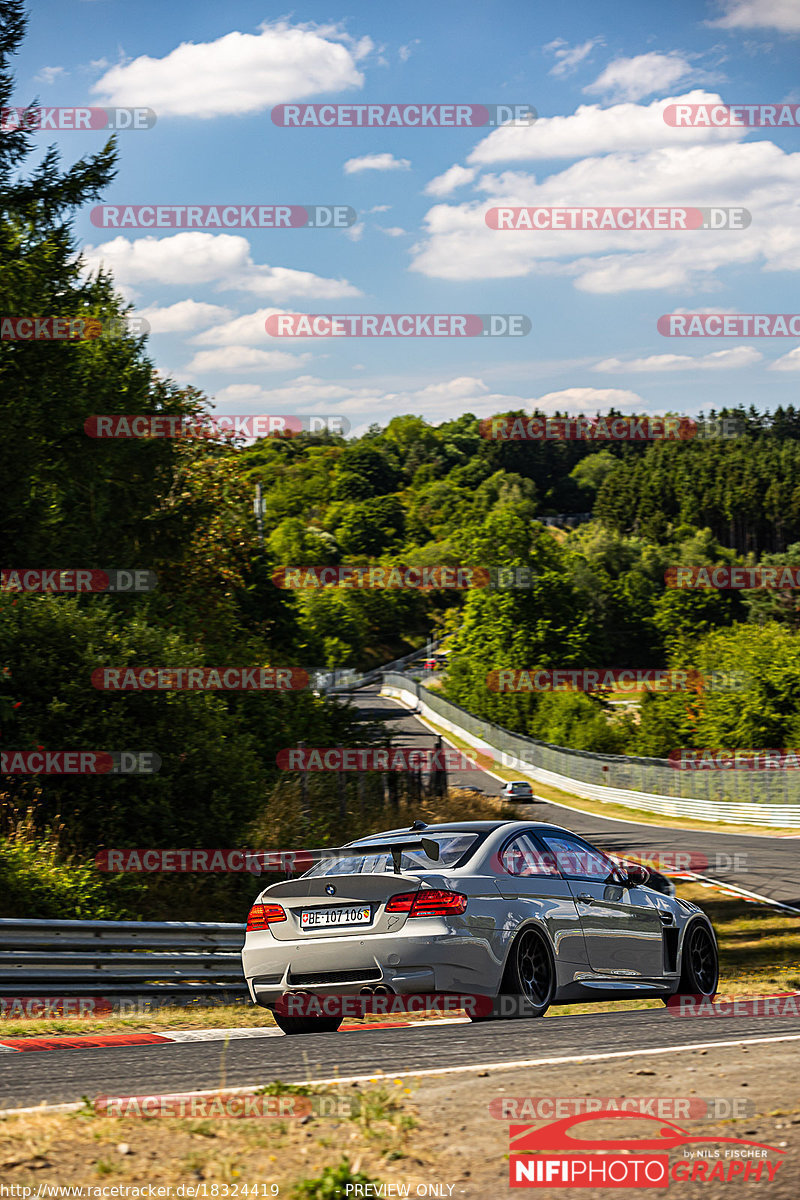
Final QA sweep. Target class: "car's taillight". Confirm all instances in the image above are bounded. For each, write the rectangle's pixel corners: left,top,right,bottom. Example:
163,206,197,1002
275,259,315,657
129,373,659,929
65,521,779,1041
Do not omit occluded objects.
385,889,467,917
247,902,286,931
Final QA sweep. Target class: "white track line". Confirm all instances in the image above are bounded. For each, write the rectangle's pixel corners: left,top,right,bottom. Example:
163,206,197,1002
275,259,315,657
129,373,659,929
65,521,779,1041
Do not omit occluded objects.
674,871,800,916
163,1028,284,1043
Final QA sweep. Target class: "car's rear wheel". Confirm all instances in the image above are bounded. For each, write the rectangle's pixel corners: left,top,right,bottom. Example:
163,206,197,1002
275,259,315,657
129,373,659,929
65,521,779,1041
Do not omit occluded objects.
471,927,555,1021
271,1010,343,1035
673,921,719,1000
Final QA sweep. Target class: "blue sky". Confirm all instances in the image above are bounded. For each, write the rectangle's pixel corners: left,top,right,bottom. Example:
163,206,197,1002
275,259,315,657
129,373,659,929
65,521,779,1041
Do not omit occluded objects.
12,0,800,433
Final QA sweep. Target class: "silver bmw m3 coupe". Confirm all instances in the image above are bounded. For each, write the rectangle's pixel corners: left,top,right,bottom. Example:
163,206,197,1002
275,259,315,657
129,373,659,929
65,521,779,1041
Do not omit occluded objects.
241,819,718,1034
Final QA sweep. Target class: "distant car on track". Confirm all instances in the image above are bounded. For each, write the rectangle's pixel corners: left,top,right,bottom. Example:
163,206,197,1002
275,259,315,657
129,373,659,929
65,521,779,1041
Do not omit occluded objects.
501,780,535,802
241,819,719,1034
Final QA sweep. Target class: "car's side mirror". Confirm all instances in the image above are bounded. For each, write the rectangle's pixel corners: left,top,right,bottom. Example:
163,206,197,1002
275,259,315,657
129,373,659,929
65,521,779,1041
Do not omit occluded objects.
623,863,651,887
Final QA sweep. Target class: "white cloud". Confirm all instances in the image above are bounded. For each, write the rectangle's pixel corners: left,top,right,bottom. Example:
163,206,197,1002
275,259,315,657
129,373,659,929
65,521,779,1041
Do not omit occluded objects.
424,164,477,197
594,347,763,371
345,222,365,242
378,226,407,237
137,300,234,333
210,374,499,423
769,347,800,370
545,38,604,78
82,233,361,300
671,306,741,314
201,376,659,434
710,0,800,32
468,91,744,165
190,307,294,346
343,153,411,173
236,266,361,301
34,66,66,84
584,53,695,103
411,139,800,292
367,204,391,213
529,387,644,412
398,39,421,62
184,346,310,374
90,21,371,118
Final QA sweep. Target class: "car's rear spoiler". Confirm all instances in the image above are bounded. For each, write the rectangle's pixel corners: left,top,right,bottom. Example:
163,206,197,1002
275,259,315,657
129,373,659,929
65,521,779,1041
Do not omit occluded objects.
344,837,442,873
244,837,440,876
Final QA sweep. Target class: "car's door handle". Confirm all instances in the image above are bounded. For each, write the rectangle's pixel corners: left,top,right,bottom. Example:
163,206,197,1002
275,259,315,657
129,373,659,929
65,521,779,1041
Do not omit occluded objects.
577,892,594,904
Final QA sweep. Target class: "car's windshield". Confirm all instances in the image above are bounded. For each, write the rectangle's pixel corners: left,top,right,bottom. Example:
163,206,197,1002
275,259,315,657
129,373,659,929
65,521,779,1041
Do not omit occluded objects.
303,832,480,877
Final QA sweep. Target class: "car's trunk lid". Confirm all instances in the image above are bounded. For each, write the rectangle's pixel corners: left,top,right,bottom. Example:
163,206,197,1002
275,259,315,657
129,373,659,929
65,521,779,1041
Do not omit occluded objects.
260,872,424,939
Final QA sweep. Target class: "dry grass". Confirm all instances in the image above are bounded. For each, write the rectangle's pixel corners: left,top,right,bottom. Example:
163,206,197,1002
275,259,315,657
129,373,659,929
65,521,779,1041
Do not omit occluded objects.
0,1082,425,1192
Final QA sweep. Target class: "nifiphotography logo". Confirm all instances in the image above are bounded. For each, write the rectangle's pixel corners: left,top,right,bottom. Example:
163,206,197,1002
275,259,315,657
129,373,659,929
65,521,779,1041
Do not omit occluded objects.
508,1110,785,1188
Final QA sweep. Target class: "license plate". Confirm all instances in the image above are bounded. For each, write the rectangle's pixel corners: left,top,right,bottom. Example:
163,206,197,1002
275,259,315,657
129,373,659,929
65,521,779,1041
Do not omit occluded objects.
300,905,371,930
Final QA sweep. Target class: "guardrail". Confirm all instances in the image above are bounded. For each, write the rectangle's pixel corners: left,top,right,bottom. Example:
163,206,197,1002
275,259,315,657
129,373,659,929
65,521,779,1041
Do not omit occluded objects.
326,640,442,693
0,918,248,997
380,673,800,828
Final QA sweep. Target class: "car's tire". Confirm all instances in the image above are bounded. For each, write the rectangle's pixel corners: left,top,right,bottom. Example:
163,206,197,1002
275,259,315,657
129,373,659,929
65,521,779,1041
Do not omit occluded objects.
272,1011,343,1035
671,920,719,1001
470,927,556,1021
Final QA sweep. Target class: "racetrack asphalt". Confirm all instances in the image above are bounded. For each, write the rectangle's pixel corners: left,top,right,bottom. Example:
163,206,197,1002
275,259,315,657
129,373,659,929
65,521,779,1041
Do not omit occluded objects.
2,1008,800,1109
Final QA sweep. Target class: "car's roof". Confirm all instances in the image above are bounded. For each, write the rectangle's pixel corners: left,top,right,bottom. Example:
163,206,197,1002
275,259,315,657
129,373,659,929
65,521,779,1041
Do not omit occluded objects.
349,819,575,841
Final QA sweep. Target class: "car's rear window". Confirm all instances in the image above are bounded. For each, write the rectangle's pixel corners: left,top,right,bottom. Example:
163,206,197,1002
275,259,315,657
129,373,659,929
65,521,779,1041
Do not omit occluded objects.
303,833,480,877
